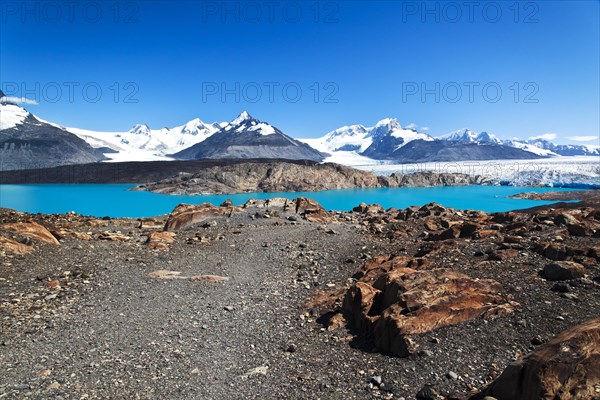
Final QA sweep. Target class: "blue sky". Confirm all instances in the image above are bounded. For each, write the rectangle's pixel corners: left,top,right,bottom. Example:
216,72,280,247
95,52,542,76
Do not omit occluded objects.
1,0,599,145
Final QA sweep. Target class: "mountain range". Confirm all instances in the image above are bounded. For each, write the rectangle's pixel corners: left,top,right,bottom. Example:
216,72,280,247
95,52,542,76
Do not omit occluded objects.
0,90,106,170
1,96,598,171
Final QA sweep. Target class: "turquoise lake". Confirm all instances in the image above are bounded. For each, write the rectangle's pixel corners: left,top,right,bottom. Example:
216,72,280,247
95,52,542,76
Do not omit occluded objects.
0,184,578,218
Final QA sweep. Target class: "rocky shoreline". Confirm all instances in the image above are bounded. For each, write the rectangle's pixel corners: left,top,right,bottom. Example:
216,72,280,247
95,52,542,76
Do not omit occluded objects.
133,162,490,195
1,193,599,399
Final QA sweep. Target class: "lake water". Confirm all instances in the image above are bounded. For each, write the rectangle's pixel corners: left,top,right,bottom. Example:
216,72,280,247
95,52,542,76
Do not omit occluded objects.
0,184,578,218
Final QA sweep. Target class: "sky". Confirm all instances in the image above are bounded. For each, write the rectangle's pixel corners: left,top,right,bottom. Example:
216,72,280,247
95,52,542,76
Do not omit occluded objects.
1,0,599,145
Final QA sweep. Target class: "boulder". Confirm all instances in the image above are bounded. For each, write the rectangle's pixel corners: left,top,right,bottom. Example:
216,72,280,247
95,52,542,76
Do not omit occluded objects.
488,249,519,261
352,202,368,213
146,231,176,250
1,221,60,245
0,236,34,255
292,197,332,223
164,203,240,231
427,225,461,241
472,317,600,400
341,258,517,357
554,212,579,226
542,261,585,281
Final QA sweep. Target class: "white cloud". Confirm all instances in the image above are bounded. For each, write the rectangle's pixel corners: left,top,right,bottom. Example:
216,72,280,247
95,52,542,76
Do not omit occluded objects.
405,122,417,129
568,135,598,142
421,126,430,131
0,96,38,105
529,133,557,141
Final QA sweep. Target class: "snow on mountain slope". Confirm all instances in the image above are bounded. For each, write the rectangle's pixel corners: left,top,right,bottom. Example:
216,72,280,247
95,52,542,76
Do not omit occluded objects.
68,117,223,161
301,118,433,156
438,128,501,144
0,103,30,130
507,140,557,156
438,128,599,157
173,112,327,161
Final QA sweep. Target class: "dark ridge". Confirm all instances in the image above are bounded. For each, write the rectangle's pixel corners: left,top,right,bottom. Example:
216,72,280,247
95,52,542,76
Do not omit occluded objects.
0,158,319,184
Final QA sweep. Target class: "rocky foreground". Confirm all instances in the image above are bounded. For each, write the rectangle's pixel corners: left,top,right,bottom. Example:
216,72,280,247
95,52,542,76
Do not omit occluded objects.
133,162,489,195
1,194,599,399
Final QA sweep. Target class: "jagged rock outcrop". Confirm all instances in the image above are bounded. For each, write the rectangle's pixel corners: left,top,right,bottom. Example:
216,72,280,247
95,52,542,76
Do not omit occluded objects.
472,317,600,400
319,255,517,357
134,162,490,195
164,203,241,232
164,197,333,231
1,221,60,245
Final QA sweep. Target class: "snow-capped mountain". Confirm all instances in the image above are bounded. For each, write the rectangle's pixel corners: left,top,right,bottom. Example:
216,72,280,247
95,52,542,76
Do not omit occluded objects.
438,128,501,144
361,118,435,159
173,112,326,162
302,119,537,162
0,92,106,170
437,128,599,157
521,138,599,157
68,117,224,162
302,118,434,158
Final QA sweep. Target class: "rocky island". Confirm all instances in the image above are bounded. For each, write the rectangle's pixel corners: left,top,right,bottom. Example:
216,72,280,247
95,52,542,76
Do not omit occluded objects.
1,190,599,399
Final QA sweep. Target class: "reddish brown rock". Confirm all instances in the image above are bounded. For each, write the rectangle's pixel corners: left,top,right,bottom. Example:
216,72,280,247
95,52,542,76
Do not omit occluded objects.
1,221,60,245
341,259,517,357
146,231,176,250
473,317,600,400
475,229,501,239
423,218,439,231
164,203,240,231
542,261,586,281
488,249,519,261
459,222,481,238
427,225,461,241
567,222,595,237
292,197,332,223
0,236,33,255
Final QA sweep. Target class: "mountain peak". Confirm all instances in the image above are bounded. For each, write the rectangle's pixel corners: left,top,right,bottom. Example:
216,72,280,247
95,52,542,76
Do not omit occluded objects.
232,111,253,126
129,123,151,135
374,118,401,129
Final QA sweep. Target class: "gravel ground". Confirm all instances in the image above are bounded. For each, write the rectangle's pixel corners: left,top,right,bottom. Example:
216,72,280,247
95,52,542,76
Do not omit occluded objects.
1,204,599,399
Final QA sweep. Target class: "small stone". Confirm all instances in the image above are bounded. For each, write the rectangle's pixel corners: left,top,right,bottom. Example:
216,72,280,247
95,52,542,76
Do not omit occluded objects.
446,371,458,380
420,350,434,357
560,293,579,301
371,376,382,386
224,306,234,312
416,384,438,400
286,344,297,353
531,337,544,346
